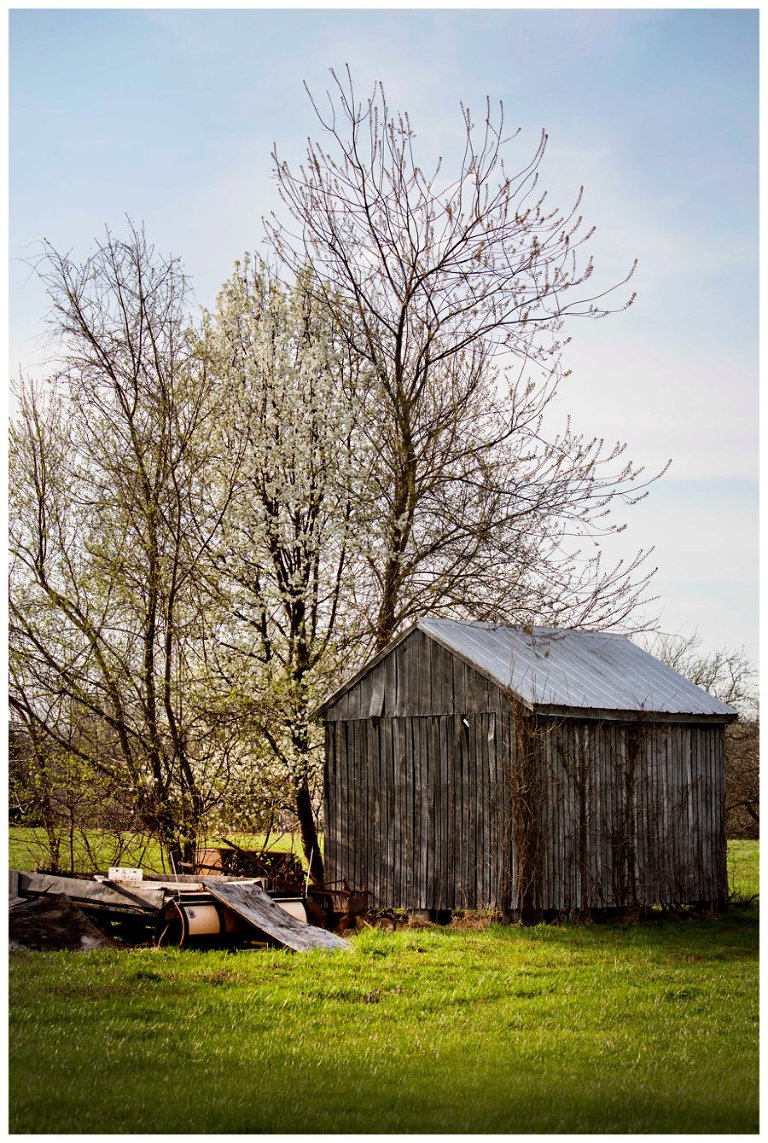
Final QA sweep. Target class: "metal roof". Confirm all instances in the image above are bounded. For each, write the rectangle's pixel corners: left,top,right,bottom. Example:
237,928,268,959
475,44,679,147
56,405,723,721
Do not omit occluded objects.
418,618,737,717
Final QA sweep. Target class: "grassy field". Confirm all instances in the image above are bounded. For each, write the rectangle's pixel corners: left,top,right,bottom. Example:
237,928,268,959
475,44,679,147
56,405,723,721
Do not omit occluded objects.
8,827,304,876
9,842,759,1134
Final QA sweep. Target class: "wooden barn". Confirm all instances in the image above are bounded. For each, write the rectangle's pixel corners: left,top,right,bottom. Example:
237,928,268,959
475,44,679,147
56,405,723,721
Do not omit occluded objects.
317,619,737,919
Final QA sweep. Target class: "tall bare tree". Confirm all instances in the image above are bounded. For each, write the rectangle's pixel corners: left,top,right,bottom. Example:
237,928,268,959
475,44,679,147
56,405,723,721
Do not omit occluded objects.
268,69,663,649
9,227,240,868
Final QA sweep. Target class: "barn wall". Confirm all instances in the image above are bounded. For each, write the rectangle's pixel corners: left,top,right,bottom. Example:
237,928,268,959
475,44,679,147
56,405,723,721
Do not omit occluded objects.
323,630,515,910
530,717,727,911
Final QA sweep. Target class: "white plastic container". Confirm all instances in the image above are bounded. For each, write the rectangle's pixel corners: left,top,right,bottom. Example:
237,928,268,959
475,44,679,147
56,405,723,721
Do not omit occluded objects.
107,866,143,883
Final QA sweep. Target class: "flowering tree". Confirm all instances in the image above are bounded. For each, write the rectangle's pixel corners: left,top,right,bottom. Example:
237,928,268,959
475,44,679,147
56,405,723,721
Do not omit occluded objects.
203,260,367,880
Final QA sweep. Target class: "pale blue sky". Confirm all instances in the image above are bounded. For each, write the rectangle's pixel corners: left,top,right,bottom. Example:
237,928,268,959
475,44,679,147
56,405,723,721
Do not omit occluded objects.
8,7,759,664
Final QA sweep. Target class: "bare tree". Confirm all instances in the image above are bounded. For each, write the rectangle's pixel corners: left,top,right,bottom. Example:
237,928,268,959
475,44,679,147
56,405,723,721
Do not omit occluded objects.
9,226,241,868
646,631,757,717
268,69,664,649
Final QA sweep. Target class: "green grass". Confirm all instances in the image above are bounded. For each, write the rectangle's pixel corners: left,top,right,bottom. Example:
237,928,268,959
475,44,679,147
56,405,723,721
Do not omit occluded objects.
727,838,760,899
8,827,306,875
9,842,759,1134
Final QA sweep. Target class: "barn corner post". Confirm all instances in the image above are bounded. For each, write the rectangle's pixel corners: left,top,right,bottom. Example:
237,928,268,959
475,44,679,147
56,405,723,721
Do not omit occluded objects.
714,722,730,911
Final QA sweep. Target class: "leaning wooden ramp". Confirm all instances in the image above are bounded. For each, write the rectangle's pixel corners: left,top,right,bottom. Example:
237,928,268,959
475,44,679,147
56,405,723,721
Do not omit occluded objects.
203,880,350,952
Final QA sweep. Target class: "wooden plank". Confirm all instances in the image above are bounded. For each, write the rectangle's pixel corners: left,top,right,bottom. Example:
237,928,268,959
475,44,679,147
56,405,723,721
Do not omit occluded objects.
324,723,335,885
485,714,494,906
465,717,476,908
715,728,727,899
340,721,350,886
438,714,449,910
359,719,368,891
348,677,362,721
440,642,456,715
369,663,386,717
363,719,373,893
626,726,640,905
450,715,461,908
404,717,414,908
691,727,703,899
356,720,365,888
452,658,466,717
372,718,382,905
344,721,354,887
490,712,500,908
384,647,397,719
459,715,470,907
541,723,551,911
497,709,512,913
382,718,394,905
393,641,405,717
16,872,166,913
417,632,433,716
429,639,443,714
587,722,598,908
418,717,429,909
392,719,403,905
479,715,489,906
203,882,350,952
429,716,441,910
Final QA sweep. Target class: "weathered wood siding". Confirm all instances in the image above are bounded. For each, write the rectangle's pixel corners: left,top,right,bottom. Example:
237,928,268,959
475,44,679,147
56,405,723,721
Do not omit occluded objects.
322,628,728,913
324,629,514,910
323,627,509,721
527,717,727,910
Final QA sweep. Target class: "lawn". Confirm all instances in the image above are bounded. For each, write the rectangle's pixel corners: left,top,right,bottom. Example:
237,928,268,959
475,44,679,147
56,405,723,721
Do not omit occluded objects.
8,842,759,1134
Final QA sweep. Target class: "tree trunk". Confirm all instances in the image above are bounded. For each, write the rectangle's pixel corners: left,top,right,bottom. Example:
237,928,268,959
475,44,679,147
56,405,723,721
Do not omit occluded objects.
296,776,324,884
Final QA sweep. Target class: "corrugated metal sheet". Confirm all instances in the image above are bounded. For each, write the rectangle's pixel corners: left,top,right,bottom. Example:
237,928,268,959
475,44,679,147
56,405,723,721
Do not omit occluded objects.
418,618,736,717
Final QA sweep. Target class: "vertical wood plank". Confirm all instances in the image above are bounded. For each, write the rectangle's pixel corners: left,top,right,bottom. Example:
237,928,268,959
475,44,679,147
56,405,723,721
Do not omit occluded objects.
429,640,443,715
419,717,429,909
382,718,393,905
439,713,450,910
324,723,335,885
415,632,432,716
393,718,403,905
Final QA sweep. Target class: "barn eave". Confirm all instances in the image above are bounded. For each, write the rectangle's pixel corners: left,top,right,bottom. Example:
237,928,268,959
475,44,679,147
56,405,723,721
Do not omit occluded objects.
531,703,738,725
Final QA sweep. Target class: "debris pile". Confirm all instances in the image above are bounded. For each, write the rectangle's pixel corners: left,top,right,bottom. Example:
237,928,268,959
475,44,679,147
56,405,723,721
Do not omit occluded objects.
8,867,349,954
10,893,118,952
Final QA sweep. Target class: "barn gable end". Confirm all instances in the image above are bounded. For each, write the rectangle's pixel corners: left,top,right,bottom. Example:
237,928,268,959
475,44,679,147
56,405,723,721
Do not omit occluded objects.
320,626,510,721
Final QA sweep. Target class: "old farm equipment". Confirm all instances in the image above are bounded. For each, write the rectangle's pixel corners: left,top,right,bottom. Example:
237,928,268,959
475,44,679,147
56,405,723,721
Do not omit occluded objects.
9,868,348,952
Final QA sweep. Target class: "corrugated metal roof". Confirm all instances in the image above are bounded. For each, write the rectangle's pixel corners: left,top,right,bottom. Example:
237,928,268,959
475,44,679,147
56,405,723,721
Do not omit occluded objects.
418,618,736,717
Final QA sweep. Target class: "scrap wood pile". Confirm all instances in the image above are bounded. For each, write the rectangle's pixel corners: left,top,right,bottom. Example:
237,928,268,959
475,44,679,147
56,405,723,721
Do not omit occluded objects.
9,868,349,954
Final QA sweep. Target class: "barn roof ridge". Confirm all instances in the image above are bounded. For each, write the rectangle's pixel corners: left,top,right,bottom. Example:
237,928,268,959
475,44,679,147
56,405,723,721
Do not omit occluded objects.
315,616,737,719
